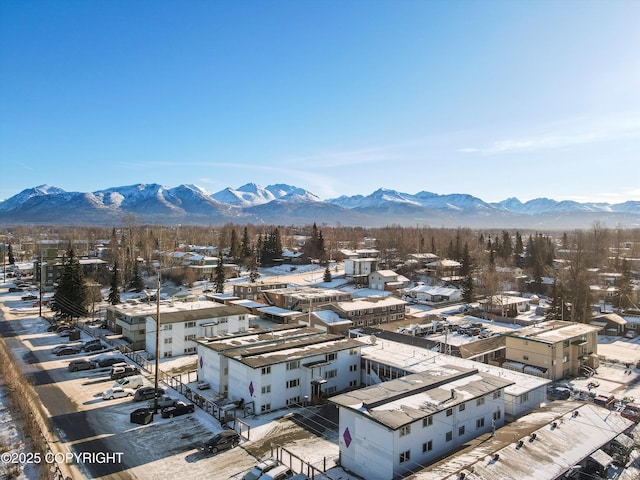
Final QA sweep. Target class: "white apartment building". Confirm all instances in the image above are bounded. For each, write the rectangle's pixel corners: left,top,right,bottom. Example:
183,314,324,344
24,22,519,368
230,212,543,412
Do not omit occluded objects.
330,367,514,480
196,326,363,412
144,302,250,358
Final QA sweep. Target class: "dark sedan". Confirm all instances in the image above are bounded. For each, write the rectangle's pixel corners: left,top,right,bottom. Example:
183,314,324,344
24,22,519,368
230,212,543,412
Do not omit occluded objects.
201,430,240,453
160,401,195,418
56,345,82,356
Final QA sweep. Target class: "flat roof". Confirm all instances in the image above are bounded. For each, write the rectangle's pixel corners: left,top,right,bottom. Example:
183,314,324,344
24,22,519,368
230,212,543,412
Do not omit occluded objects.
412,403,633,480
197,325,315,351
335,296,407,311
506,320,601,343
257,306,302,317
355,335,549,396
109,300,249,323
330,367,513,430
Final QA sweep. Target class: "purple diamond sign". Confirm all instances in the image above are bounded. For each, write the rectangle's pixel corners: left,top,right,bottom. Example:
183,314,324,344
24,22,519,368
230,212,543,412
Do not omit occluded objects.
343,427,352,448
199,356,203,369
249,381,254,397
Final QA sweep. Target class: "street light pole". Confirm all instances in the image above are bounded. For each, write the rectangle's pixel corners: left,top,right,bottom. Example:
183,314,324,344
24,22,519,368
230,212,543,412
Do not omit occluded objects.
153,274,161,414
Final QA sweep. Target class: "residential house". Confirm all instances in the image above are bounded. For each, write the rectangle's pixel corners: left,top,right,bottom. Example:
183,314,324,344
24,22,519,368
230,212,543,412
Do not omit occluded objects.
233,281,289,301
368,270,410,291
323,297,408,327
479,295,531,318
403,284,462,305
261,287,352,312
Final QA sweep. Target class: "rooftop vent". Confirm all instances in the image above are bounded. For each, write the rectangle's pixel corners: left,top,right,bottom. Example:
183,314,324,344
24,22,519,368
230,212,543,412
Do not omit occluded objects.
572,410,579,418
493,453,500,462
516,440,524,449
529,433,537,442
552,422,558,429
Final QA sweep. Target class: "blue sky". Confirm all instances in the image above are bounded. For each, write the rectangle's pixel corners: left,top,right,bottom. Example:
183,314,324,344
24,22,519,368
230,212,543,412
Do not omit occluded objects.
1,0,639,204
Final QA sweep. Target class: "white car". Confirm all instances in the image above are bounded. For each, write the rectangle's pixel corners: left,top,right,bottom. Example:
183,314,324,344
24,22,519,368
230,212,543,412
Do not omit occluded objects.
102,387,135,400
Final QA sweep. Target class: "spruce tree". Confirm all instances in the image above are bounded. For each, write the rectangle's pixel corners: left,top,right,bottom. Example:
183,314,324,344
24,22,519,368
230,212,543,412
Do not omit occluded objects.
241,227,251,259
129,261,144,293
229,229,241,261
323,266,332,283
214,256,225,293
108,261,121,305
462,274,474,304
248,257,260,283
8,244,15,264
52,248,88,320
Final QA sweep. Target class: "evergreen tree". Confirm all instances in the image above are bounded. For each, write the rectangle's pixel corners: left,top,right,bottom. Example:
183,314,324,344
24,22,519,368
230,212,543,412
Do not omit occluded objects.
241,227,251,259
214,256,225,293
547,278,570,320
52,249,88,319
303,223,326,262
108,261,121,305
229,229,241,261
500,231,513,261
462,274,474,304
8,243,15,264
460,243,471,277
129,261,145,292
248,257,260,283
323,265,332,283
618,259,633,310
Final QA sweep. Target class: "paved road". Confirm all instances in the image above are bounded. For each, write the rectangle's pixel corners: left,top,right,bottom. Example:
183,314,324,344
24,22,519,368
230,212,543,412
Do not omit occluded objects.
0,311,133,479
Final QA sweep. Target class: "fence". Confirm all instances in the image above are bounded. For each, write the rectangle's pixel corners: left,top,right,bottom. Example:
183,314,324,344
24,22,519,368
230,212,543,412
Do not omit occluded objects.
270,444,335,480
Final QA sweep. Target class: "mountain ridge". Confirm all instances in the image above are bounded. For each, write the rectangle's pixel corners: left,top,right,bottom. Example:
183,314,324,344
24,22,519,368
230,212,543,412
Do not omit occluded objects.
1,183,639,229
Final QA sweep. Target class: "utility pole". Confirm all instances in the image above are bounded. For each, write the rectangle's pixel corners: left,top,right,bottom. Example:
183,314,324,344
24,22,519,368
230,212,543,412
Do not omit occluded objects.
153,274,161,415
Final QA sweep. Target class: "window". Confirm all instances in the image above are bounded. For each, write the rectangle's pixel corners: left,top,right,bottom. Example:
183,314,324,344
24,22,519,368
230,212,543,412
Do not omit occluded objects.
422,441,433,453
493,390,501,399
423,417,433,428
326,353,337,362
261,366,271,375
399,451,411,464
223,367,228,376
459,426,465,436
163,324,172,331
325,386,337,394
260,403,271,413
286,378,300,389
523,355,529,361
493,410,501,421
184,334,196,341
459,402,466,412
476,396,485,406
287,360,300,370
399,425,411,437
325,369,337,379
184,347,196,354
563,354,570,363
286,396,300,406
476,417,485,429
185,321,196,328
350,348,358,355
563,340,570,348
163,351,172,358
261,385,271,394
349,380,358,387
446,431,453,442
349,364,358,372
521,392,529,403
164,338,172,344
446,408,453,417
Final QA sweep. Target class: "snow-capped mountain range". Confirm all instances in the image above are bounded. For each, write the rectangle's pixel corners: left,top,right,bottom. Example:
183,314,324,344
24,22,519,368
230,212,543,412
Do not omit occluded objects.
1,183,639,229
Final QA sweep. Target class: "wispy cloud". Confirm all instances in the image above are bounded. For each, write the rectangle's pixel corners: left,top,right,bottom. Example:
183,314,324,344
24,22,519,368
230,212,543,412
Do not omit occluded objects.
459,113,640,155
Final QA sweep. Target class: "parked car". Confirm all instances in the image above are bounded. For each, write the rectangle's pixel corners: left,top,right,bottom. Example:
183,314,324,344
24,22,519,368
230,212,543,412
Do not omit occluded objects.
110,365,140,380
147,395,176,409
56,345,82,356
113,375,144,389
257,465,294,480
548,387,572,400
161,401,195,418
59,328,80,338
133,386,166,402
8,286,27,292
52,344,78,354
83,343,105,353
55,324,72,333
95,356,127,368
242,458,279,480
201,430,241,453
82,338,102,348
68,359,96,372
21,294,38,301
196,381,211,390
102,387,135,400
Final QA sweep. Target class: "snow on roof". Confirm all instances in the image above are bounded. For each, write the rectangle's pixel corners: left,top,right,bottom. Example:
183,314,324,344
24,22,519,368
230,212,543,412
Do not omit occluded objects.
357,336,549,396
414,403,633,480
313,310,348,324
257,306,301,316
371,269,398,277
334,296,407,312
506,321,601,343
330,367,513,430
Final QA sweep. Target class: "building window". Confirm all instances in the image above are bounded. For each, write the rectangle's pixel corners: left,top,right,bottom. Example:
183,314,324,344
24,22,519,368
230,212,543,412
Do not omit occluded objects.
423,417,433,428
286,378,300,389
422,440,433,453
476,417,485,429
287,360,300,370
185,321,196,328
493,410,501,421
523,355,529,361
459,426,465,436
349,364,358,372
223,367,228,376
286,396,300,406
521,392,529,403
446,408,453,417
493,390,501,399
349,380,358,387
477,396,485,406
350,348,358,355
446,431,453,442
184,334,196,341
325,369,338,379
326,353,337,362
262,385,271,394
563,354,570,363
325,386,337,394
163,351,172,358
399,425,411,437
164,338,172,344
163,324,172,331
399,451,411,464
261,366,271,375
459,402,466,412
183,347,196,354
261,403,271,413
